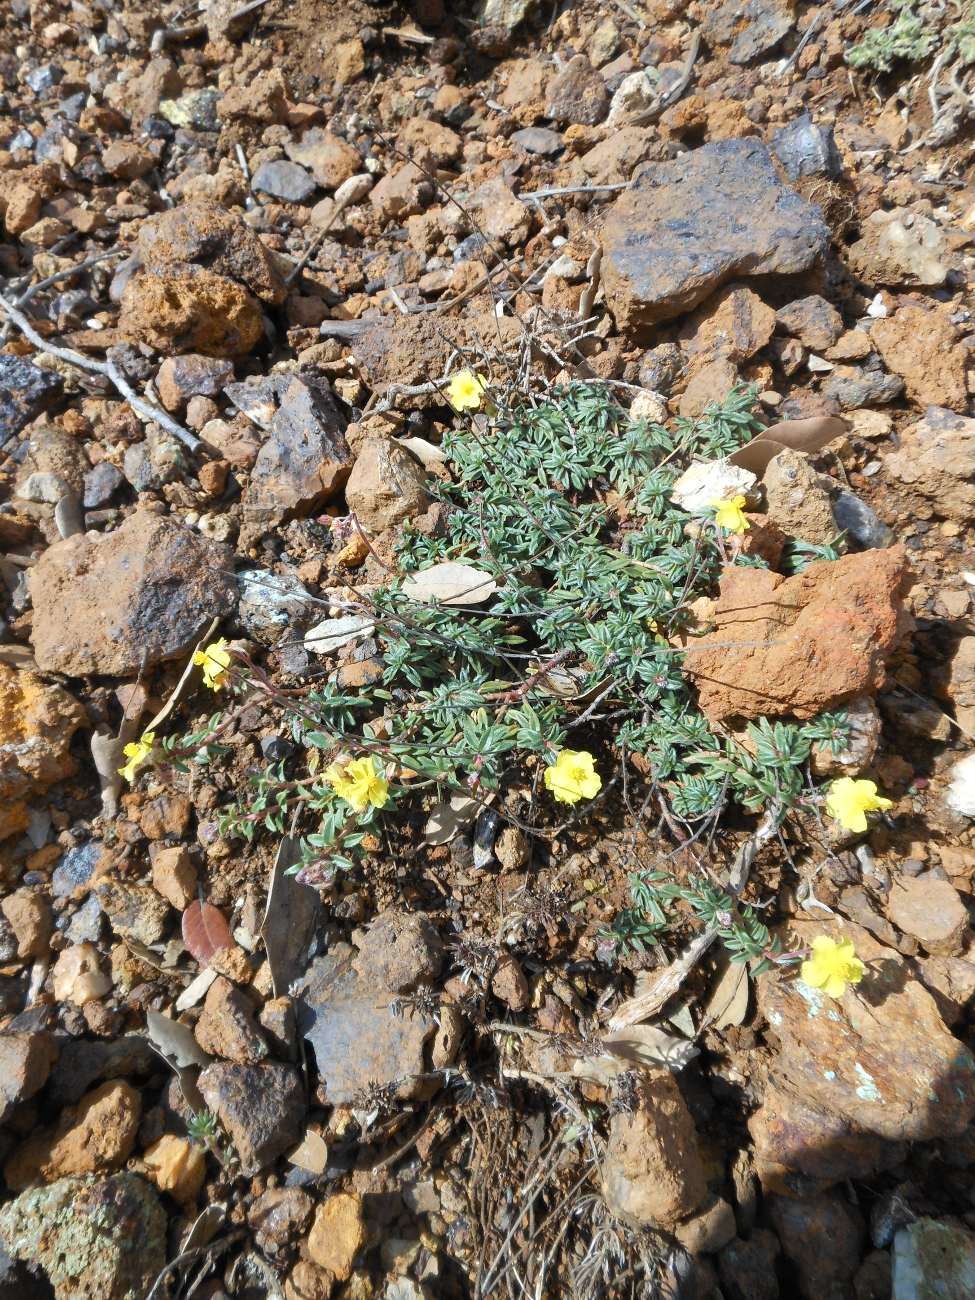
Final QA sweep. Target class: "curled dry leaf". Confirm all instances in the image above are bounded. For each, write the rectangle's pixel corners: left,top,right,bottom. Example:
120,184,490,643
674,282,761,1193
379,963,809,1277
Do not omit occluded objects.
401,561,497,606
571,1024,698,1085
146,1009,212,1070
181,900,233,966
729,415,849,479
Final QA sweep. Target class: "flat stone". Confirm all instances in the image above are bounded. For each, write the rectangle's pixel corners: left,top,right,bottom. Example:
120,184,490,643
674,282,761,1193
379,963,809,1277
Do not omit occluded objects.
601,138,829,332
156,354,234,412
822,364,904,410
297,943,438,1106
197,1062,305,1176
253,159,317,203
28,510,237,677
0,355,63,443
0,1173,165,1300
887,874,970,956
831,489,893,549
871,307,968,412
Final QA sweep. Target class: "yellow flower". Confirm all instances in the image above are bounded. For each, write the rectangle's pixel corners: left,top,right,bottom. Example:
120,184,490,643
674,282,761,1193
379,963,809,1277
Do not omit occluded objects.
825,777,893,834
446,369,487,412
325,755,389,813
193,638,232,690
711,495,750,535
800,934,865,998
119,730,156,784
544,749,602,804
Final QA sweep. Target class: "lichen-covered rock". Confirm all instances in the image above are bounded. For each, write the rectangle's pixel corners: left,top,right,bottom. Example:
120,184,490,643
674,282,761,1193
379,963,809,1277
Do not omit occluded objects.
893,1218,975,1300
0,1173,165,1300
0,354,63,443
28,510,236,677
0,664,86,838
752,919,975,1192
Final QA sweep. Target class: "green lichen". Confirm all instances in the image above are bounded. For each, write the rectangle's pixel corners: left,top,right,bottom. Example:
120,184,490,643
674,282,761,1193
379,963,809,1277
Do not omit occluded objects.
0,1174,165,1300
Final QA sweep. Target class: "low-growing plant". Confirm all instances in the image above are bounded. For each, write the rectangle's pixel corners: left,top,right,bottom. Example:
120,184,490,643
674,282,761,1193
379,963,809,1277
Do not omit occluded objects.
848,0,975,72
150,380,853,951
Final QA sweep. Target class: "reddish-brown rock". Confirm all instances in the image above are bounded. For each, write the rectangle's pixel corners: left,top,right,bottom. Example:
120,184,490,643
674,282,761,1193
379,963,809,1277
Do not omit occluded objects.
885,407,975,522
684,547,909,722
5,1081,141,1189
871,307,967,412
601,1071,707,1226
28,511,236,677
119,270,263,358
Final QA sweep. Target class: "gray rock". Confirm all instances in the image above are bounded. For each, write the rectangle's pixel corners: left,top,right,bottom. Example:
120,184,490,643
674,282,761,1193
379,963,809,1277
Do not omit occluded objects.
0,356,63,444
82,462,125,509
772,113,843,182
718,1232,781,1300
480,0,534,28
700,0,795,64
638,342,684,395
243,377,352,536
832,489,893,549
822,365,904,410
159,88,221,131
253,159,317,203
0,1032,58,1123
510,126,564,156
601,138,829,331
52,841,101,899
25,64,62,94
893,1218,975,1300
8,128,35,152
0,1173,165,1300
297,927,440,1105
66,896,104,946
197,1062,306,1175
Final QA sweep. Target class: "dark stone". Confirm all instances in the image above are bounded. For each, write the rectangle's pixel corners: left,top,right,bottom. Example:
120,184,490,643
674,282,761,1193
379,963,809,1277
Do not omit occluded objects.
638,342,685,394
252,159,317,203
47,1036,156,1107
822,365,904,410
772,113,843,182
601,138,830,332
700,0,795,64
197,1062,306,1176
0,356,63,445
718,1233,781,1300
544,56,609,127
52,841,101,899
82,462,125,509
242,377,352,535
832,489,893,549
296,934,439,1105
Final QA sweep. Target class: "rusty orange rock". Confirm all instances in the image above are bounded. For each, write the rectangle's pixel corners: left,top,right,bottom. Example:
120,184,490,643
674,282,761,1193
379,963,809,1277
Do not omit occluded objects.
683,546,910,722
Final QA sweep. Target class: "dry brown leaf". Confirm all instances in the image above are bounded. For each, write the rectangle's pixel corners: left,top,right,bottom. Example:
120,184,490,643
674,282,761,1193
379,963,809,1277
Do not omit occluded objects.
261,836,320,997
181,900,233,966
401,561,497,606
146,1010,211,1070
704,961,750,1030
729,415,849,478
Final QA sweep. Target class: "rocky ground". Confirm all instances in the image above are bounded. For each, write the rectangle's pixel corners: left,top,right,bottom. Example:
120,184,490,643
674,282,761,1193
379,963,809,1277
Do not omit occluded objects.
2,0,975,1297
